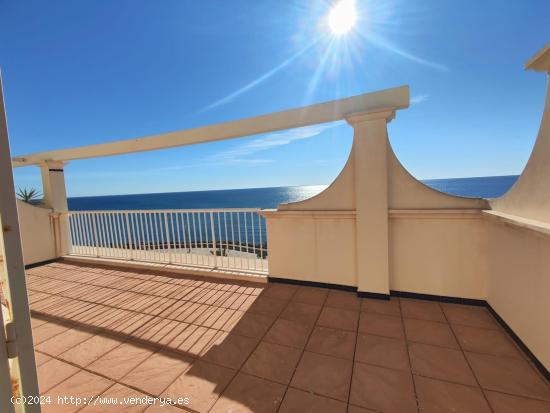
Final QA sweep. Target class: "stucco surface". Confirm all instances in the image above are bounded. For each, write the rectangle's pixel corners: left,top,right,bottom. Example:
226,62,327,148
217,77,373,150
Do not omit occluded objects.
486,220,550,370
16,200,56,265
490,80,550,222
389,213,488,299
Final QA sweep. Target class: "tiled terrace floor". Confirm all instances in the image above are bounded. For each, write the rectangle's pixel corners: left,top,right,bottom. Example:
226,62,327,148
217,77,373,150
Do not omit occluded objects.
26,261,550,413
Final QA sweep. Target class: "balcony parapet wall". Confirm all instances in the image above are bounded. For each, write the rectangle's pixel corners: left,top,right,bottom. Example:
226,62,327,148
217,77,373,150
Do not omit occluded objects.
264,43,550,375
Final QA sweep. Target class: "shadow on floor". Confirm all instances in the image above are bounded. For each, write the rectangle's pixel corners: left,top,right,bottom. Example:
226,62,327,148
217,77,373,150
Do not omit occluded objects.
28,261,550,413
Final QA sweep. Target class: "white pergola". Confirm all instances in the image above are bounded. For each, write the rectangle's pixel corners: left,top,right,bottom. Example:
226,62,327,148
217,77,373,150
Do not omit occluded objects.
12,86,408,167
11,85,409,259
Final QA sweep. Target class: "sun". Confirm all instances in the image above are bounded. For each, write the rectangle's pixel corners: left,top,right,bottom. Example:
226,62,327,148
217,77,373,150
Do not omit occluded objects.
328,0,357,35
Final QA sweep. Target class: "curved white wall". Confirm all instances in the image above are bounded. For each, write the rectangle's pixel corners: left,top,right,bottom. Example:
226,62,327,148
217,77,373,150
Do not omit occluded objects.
268,111,488,295
490,79,550,222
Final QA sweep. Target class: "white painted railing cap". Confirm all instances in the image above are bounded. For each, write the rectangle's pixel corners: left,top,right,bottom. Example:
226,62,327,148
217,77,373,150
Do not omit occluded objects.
12,85,409,167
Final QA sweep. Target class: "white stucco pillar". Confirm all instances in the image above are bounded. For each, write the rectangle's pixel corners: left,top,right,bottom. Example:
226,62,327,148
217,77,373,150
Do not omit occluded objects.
346,109,395,298
39,161,70,256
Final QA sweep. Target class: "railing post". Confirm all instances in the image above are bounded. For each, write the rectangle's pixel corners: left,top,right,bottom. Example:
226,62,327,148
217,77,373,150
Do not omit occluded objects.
210,211,217,266
125,212,133,260
164,212,171,264
92,214,99,257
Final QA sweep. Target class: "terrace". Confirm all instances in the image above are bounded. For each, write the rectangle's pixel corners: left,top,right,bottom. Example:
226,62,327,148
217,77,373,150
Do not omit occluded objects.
27,262,550,412
1,44,550,412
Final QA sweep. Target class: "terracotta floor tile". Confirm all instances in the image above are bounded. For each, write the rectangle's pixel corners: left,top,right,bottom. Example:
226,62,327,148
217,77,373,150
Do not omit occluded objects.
215,291,250,310
358,312,404,339
59,334,123,367
31,295,68,313
209,279,243,293
409,342,477,385
229,312,273,339
210,372,286,413
213,307,245,333
67,304,105,323
348,405,378,412
361,297,401,317
242,341,302,384
168,324,219,356
166,301,210,324
415,375,491,413
279,387,347,413
194,289,226,306
133,318,190,347
404,318,459,349
280,301,322,326
37,358,79,393
229,294,258,312
88,342,156,380
355,334,410,371
109,312,154,335
485,390,550,413
35,327,96,356
200,332,257,369
162,360,235,413
453,324,522,358
143,403,183,413
34,351,53,366
292,286,328,306
42,370,114,413
291,351,353,401
80,383,149,413
306,326,356,360
349,362,417,413
168,284,202,300
264,318,312,349
317,306,358,332
31,317,49,328
248,296,287,317
260,283,298,301
121,350,193,396
400,299,446,322
32,321,73,345
442,304,499,329
195,306,239,330
325,290,361,311
466,352,550,400
237,282,264,296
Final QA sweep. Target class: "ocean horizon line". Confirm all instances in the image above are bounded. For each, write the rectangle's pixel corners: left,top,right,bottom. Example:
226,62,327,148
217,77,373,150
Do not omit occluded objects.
68,174,520,199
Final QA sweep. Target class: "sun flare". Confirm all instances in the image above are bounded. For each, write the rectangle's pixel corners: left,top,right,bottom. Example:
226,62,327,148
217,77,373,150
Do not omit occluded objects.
328,0,357,35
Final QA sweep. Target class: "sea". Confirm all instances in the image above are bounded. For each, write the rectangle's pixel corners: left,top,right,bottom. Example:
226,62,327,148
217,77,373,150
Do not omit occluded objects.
68,175,519,211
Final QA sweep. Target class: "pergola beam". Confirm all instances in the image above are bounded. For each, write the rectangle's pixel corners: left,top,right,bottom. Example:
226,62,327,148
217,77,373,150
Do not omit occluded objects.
12,85,409,167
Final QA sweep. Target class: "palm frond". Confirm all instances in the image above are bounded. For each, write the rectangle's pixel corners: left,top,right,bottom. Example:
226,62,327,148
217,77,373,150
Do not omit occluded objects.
16,187,42,204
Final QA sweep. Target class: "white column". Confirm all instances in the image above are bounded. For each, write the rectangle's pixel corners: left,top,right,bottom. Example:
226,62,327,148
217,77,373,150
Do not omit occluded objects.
40,161,70,256
346,109,395,298
40,161,68,211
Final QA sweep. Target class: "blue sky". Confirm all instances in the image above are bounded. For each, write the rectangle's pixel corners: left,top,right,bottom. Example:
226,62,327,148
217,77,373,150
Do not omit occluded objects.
1,0,549,197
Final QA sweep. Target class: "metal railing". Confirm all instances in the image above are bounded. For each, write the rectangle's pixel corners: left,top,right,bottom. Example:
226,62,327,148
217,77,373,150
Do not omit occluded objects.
67,209,268,273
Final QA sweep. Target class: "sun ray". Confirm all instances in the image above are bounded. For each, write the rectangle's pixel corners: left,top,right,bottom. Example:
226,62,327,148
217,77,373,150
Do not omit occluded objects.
200,39,320,112
302,37,337,105
361,32,449,72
